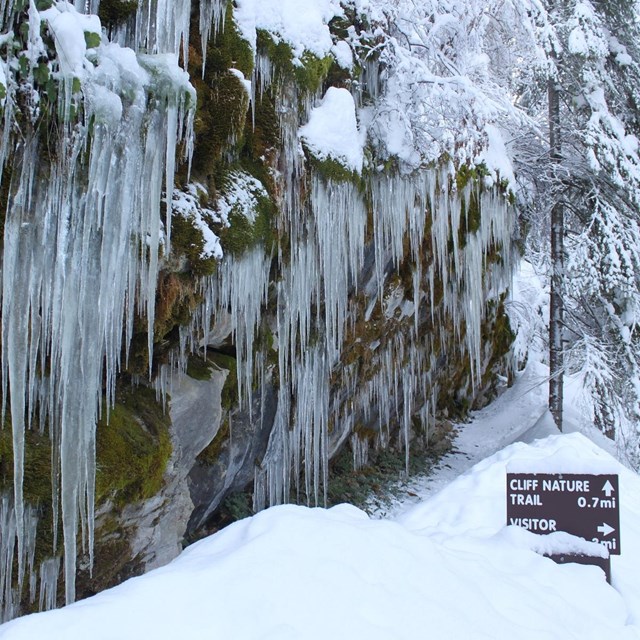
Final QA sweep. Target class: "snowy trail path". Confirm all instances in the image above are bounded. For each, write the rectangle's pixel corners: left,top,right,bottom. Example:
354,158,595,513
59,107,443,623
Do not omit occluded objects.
372,359,553,520
374,347,626,522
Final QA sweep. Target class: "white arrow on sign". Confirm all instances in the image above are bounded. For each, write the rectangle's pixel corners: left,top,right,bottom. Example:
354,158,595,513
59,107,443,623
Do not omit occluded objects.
597,523,615,537
602,480,615,497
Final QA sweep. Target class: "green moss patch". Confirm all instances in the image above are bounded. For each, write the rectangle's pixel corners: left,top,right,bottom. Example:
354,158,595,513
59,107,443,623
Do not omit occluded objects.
0,423,52,507
479,294,515,394
240,92,280,190
306,153,364,186
256,30,333,94
209,352,238,411
202,2,254,80
186,354,216,381
196,418,230,466
219,203,273,256
189,2,254,184
191,71,250,182
95,386,172,508
98,0,137,30
170,214,218,277
216,171,276,256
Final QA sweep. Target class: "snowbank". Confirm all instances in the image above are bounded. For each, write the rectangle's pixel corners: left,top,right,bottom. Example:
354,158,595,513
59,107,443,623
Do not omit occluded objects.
1,433,639,638
398,432,640,626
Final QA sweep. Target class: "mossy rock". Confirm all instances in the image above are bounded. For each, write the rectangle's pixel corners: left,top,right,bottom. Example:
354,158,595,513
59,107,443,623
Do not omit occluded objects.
457,190,481,248
201,2,254,81
196,418,230,466
218,205,273,256
240,92,280,192
154,270,203,346
0,422,53,507
455,162,490,191
256,30,333,94
126,269,205,377
95,385,172,508
478,294,515,395
295,51,334,94
186,354,216,381
306,153,364,186
189,2,253,184
209,352,238,411
455,164,488,246
169,214,218,277
191,71,251,182
98,0,137,30
216,173,276,256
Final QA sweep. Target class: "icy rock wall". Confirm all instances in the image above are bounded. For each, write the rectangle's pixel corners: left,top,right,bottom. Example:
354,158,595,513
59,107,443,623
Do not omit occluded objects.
0,0,519,620
175,2,517,531
0,0,225,618
250,170,513,511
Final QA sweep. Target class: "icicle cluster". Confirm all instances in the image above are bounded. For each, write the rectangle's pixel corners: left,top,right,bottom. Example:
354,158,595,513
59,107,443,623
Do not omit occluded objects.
103,0,226,70
0,495,39,622
250,155,513,509
253,177,368,509
0,0,227,618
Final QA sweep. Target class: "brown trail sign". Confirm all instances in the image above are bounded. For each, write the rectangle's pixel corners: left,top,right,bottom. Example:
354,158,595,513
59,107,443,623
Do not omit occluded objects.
506,473,620,555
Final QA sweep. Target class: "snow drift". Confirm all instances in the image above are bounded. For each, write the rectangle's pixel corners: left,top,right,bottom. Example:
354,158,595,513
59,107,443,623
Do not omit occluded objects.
1,432,638,639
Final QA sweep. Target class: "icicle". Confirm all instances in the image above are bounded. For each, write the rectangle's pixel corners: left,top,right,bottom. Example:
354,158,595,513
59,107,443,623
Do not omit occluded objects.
312,178,367,360
135,0,192,65
0,0,16,27
200,0,227,74
38,557,60,613
0,31,195,609
0,494,16,622
351,434,369,470
23,505,37,603
194,246,271,413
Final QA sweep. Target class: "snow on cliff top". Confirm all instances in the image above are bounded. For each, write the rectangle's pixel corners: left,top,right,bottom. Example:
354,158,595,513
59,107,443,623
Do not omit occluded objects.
234,0,343,61
1,433,639,639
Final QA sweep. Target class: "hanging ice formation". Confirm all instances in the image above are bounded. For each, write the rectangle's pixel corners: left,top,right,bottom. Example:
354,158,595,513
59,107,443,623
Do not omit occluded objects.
177,47,515,514
0,0,226,619
252,168,513,511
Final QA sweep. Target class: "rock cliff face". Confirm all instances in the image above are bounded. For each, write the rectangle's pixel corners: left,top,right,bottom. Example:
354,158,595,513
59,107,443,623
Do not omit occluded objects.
0,0,516,619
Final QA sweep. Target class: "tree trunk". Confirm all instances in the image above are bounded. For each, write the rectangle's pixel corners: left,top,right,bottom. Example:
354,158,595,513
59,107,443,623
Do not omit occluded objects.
548,68,564,430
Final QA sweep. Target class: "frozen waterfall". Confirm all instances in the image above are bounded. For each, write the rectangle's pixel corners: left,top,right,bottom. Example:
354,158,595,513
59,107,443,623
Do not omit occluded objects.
0,0,229,617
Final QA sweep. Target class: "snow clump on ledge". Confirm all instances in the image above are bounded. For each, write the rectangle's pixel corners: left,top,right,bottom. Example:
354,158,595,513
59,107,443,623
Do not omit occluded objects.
215,171,270,223
299,87,365,173
171,186,225,260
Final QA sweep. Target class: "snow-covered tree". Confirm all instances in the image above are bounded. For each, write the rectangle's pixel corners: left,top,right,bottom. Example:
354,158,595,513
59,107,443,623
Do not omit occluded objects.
518,0,640,461
352,0,543,173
